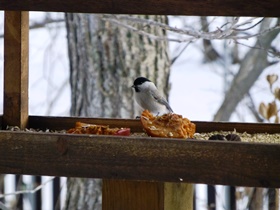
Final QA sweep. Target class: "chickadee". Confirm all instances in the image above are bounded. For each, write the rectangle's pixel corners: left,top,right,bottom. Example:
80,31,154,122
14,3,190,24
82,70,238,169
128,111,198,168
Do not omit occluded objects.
132,77,173,115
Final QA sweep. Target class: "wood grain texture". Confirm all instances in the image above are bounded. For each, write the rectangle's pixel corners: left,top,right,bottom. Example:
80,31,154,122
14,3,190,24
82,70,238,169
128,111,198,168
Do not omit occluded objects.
29,115,143,132
0,0,280,16
0,131,280,187
103,181,193,210
3,11,29,129
28,115,280,134
164,183,193,210
103,180,164,210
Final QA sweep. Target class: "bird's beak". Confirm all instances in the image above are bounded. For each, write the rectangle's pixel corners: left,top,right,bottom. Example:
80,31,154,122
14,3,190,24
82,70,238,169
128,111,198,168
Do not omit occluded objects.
131,85,135,89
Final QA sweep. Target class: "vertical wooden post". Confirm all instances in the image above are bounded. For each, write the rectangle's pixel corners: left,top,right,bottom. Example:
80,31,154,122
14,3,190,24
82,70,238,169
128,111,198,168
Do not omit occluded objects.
103,180,193,210
164,183,193,210
3,11,29,129
103,180,164,210
3,11,29,210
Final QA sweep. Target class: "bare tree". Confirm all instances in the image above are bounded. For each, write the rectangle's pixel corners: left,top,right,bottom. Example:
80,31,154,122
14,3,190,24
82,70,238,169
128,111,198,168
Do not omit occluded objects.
214,18,280,121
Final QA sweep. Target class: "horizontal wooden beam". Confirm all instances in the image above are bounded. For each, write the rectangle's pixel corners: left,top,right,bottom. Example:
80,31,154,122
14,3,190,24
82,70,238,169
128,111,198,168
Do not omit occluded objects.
0,0,280,17
29,115,143,132
0,131,280,187
28,115,280,134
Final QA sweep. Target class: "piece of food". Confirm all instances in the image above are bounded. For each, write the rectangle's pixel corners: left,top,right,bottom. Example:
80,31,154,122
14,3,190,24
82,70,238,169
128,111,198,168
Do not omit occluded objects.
67,122,130,136
140,110,196,138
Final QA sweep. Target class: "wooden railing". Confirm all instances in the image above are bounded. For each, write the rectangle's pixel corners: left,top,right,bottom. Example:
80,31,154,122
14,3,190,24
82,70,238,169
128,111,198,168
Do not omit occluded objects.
0,125,280,187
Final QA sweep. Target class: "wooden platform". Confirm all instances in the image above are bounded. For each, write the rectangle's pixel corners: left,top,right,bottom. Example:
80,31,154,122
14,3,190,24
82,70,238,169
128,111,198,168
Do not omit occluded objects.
0,116,280,187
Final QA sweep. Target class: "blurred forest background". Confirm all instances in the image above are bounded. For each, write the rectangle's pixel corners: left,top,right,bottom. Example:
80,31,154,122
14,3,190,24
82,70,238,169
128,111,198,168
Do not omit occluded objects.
0,12,280,210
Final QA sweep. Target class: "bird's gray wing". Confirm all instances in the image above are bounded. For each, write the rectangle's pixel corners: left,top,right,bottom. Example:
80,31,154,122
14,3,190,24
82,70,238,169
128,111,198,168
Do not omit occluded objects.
150,91,173,112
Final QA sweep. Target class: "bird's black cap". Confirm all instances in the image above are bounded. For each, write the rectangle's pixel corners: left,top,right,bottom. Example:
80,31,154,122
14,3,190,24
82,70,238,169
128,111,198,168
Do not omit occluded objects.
133,77,151,86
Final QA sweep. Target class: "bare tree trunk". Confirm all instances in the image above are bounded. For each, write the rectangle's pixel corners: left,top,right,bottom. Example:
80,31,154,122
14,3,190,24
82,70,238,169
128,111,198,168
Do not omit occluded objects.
65,14,170,118
0,175,4,205
64,13,170,209
214,18,280,121
248,188,263,210
268,188,276,210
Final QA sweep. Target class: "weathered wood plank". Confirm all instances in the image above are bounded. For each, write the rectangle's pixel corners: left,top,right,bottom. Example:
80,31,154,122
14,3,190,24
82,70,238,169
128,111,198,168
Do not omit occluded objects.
102,181,193,210
0,131,280,187
3,11,29,129
164,183,193,210
0,0,280,17
28,115,280,134
103,180,164,210
29,115,143,132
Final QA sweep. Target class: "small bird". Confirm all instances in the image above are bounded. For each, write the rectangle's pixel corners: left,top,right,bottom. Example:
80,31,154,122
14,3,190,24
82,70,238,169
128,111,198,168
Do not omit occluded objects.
132,77,173,115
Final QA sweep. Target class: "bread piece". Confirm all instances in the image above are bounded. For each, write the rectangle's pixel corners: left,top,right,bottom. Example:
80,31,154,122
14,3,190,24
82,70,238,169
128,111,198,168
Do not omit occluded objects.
140,110,196,138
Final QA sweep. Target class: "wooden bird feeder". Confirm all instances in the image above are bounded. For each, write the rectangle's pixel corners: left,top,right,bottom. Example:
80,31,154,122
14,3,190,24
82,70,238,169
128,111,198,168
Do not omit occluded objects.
1,1,280,209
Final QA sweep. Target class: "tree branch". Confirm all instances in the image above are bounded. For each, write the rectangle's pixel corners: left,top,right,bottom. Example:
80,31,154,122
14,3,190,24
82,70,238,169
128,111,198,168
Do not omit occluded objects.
102,15,280,42
0,17,65,38
200,16,221,62
171,41,192,65
246,93,265,122
214,18,280,121
0,177,55,199
0,202,9,210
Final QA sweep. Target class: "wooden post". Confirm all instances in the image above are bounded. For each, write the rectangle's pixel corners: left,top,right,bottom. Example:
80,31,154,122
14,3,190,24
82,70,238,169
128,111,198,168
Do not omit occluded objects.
103,180,193,210
164,183,193,210
3,11,29,210
3,11,29,129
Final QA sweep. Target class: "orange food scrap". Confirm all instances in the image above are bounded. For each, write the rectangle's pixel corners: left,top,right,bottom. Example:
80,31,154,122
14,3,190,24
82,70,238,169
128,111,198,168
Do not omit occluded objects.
67,122,130,136
140,110,196,138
